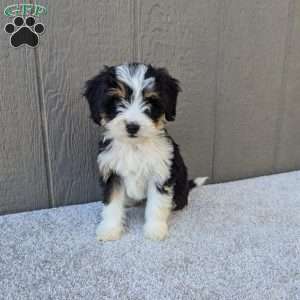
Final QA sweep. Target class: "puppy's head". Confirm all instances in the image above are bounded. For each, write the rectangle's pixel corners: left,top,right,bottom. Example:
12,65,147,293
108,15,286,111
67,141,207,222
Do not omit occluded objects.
84,63,181,141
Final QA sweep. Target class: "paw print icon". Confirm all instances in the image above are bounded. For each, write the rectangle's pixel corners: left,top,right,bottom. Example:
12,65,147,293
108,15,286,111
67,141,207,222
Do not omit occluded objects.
4,16,45,48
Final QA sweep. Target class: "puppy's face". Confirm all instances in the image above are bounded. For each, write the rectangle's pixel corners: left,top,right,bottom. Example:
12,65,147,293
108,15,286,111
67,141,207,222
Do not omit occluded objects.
84,63,181,142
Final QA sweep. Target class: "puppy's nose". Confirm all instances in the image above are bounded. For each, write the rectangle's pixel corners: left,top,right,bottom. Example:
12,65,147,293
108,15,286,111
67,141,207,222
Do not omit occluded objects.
126,122,140,135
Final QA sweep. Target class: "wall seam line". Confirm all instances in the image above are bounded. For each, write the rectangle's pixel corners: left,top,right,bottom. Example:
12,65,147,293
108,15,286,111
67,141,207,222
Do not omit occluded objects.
211,1,226,183
33,48,55,208
131,0,139,62
272,0,295,172
136,0,141,62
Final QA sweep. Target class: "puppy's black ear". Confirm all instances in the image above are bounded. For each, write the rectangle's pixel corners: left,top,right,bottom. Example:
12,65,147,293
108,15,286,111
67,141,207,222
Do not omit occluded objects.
83,66,115,125
155,68,181,121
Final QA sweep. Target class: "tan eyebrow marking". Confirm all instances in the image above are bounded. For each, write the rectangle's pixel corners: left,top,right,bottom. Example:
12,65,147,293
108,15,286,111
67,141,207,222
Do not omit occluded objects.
107,81,127,98
144,91,159,99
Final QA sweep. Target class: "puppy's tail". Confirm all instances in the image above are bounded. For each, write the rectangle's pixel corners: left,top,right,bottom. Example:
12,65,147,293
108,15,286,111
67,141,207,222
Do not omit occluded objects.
188,177,208,191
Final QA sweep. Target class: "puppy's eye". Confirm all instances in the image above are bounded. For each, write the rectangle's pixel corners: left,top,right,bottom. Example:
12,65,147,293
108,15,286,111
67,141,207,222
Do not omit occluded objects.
144,104,152,113
144,97,155,112
144,96,159,102
144,98,163,121
145,97,160,108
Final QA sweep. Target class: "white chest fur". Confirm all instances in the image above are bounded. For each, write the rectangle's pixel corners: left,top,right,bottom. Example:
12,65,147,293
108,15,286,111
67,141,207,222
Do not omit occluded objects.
97,136,173,200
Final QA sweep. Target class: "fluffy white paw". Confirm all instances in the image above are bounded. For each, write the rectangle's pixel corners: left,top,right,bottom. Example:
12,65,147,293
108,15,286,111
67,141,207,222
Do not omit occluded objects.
144,221,168,241
96,223,123,241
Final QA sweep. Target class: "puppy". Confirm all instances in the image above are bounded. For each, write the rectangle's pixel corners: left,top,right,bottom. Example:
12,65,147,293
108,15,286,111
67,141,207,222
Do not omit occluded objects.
84,63,207,241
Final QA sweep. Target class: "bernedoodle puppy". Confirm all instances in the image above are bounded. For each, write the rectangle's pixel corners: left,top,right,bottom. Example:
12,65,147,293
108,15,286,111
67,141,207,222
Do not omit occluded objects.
84,62,207,241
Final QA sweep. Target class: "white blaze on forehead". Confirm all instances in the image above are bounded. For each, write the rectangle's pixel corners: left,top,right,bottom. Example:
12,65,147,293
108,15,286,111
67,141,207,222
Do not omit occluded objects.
116,64,155,100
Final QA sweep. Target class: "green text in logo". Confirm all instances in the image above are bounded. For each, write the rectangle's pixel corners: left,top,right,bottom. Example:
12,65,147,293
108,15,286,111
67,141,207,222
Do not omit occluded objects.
4,3,47,17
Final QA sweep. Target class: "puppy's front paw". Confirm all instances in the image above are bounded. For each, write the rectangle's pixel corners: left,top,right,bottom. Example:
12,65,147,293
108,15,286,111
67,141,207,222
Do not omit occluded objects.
144,221,168,241
96,223,123,241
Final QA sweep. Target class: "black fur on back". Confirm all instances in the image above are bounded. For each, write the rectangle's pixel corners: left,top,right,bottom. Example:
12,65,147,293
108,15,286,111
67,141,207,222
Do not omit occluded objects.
156,134,189,211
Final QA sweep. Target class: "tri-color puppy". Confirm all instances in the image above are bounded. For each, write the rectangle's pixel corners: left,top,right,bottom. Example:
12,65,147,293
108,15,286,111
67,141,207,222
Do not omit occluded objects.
84,63,207,241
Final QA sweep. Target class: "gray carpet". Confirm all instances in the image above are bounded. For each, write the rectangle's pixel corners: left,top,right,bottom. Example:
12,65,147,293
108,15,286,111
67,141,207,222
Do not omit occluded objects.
1,172,300,300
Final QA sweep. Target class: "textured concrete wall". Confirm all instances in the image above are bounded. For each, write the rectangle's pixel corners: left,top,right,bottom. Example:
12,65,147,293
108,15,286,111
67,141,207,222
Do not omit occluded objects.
0,0,299,214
